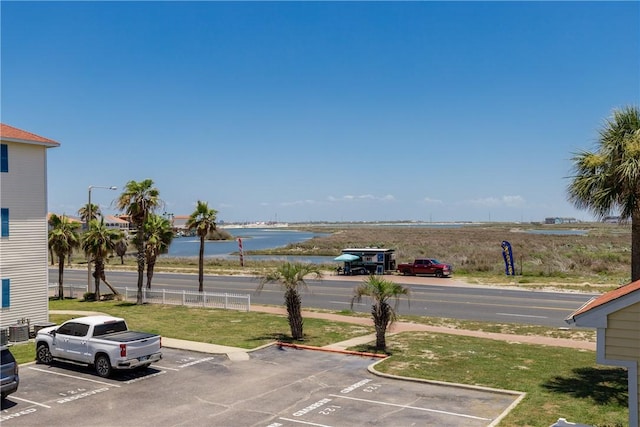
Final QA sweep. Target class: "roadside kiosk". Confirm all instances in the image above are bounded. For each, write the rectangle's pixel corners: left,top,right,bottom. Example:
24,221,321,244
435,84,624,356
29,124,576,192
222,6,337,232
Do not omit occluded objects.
339,248,396,275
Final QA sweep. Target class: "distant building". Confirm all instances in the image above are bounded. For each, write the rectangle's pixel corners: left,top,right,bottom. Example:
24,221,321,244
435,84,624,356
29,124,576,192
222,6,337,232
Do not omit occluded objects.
47,213,83,228
1,123,60,332
172,215,190,232
544,217,578,224
103,214,130,232
602,216,621,224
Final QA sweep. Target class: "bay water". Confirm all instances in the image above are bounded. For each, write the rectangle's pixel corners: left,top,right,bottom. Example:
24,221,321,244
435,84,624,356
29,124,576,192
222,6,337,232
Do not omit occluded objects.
164,227,334,263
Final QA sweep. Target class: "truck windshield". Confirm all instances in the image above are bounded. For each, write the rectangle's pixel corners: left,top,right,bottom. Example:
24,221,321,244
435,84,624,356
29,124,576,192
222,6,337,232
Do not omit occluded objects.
93,321,127,337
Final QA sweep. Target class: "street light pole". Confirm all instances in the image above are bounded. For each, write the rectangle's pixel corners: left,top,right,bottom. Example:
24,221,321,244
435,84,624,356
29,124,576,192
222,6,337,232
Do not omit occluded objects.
86,185,117,293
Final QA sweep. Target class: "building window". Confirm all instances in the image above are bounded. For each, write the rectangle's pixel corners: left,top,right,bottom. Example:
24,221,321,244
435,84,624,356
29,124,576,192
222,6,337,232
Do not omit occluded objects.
0,144,7,173
0,208,8,237
1,279,9,308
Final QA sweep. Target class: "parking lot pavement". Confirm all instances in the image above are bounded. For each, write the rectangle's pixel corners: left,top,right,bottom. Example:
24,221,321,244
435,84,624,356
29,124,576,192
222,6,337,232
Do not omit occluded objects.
1,346,522,426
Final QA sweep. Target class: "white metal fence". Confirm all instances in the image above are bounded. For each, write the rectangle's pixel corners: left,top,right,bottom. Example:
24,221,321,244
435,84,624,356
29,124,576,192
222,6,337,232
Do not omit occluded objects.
115,287,251,312
48,284,87,299
48,284,251,312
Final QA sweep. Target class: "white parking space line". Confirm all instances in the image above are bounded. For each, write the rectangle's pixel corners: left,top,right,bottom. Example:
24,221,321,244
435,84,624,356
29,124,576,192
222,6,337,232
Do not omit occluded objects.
9,396,52,409
496,313,548,319
278,418,333,427
329,394,491,421
178,356,215,368
28,367,121,387
152,364,179,371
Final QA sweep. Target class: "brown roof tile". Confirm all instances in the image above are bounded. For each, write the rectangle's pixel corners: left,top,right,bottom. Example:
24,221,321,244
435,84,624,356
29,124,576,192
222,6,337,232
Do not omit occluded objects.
570,279,640,320
0,123,60,146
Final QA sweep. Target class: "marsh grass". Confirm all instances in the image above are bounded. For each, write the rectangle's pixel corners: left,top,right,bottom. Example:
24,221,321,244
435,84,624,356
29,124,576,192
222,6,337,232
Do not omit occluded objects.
281,223,632,285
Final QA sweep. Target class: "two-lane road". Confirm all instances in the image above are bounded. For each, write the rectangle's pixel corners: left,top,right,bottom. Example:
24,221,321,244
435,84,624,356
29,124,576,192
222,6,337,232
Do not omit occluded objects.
53,269,598,328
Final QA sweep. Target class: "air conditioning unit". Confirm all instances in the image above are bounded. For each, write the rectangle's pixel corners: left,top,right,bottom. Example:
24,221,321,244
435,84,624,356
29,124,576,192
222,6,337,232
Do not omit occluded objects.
9,324,29,342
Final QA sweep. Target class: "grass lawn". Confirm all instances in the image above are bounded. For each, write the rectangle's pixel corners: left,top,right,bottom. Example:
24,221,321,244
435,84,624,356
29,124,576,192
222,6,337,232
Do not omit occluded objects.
8,298,628,427
363,332,627,427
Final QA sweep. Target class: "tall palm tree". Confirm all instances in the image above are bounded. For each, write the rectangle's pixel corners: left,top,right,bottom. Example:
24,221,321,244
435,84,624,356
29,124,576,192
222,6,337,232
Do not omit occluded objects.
81,218,123,300
351,275,410,351
78,203,101,228
144,214,174,289
568,105,640,281
257,262,323,340
185,200,217,292
48,214,81,300
116,179,161,304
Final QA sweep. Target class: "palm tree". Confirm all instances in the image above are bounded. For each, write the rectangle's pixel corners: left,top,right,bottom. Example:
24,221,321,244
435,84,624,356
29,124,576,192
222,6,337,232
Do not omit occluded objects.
48,214,81,299
144,214,174,289
115,236,128,264
81,218,123,300
78,203,101,228
185,200,217,292
116,179,161,304
351,275,410,351
568,105,640,281
257,262,323,340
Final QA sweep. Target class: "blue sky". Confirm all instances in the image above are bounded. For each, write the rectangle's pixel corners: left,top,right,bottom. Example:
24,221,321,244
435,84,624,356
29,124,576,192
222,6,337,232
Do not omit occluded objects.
2,1,639,223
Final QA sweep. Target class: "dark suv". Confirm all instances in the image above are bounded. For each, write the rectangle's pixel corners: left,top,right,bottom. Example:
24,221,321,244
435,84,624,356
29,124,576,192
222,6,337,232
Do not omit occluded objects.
1,345,19,401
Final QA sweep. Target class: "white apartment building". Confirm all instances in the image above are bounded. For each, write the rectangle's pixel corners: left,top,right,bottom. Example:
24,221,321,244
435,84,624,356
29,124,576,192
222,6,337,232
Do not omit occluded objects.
0,123,59,332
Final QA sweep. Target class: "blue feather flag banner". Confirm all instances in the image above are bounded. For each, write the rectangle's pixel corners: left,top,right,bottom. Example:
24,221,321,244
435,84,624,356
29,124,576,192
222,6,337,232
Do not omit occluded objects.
501,240,515,276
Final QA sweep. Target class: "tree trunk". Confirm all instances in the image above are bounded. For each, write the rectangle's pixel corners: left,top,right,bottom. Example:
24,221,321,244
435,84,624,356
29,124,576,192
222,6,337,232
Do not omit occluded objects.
372,302,390,351
632,211,640,282
58,254,65,300
136,236,145,305
285,288,304,340
94,258,104,300
101,277,119,295
146,255,156,289
198,235,205,292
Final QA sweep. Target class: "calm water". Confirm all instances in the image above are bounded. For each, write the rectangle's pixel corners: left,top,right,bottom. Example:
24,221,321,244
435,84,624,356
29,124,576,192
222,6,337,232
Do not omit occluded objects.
524,229,588,236
164,228,334,263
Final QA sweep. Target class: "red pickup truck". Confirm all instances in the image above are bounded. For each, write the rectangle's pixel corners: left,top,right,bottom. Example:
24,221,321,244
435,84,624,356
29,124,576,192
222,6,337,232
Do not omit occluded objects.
397,258,452,278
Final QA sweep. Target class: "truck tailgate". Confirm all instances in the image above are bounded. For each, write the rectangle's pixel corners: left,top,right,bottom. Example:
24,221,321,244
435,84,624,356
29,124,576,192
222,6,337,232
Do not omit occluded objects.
99,331,161,359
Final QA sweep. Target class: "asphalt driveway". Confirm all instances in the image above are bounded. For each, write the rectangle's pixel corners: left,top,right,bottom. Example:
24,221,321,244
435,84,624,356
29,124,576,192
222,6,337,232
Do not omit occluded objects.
2,346,522,426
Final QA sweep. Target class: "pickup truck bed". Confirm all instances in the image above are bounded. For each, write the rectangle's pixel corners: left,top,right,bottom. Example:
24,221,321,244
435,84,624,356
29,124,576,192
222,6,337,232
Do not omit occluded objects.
99,331,158,343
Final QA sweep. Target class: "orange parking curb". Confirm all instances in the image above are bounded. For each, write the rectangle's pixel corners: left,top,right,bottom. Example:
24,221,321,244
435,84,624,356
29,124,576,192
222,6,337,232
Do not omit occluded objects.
276,341,387,359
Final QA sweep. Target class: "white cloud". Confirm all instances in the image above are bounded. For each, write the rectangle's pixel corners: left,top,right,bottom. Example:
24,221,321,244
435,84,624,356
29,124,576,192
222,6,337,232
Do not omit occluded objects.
280,199,317,206
327,194,395,202
502,195,525,207
468,195,525,207
423,197,443,204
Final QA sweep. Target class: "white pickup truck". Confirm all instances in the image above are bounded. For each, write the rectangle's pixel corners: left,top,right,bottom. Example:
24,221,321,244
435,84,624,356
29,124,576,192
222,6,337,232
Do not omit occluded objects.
35,315,162,378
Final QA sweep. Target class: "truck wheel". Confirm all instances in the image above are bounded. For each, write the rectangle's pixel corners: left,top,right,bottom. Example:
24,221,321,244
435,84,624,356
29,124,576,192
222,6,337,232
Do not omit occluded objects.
435,270,443,278
36,343,53,364
95,354,112,378
402,269,412,276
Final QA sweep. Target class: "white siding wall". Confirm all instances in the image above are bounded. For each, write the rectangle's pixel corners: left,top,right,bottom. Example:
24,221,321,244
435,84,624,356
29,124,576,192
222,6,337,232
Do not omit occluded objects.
0,141,50,329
